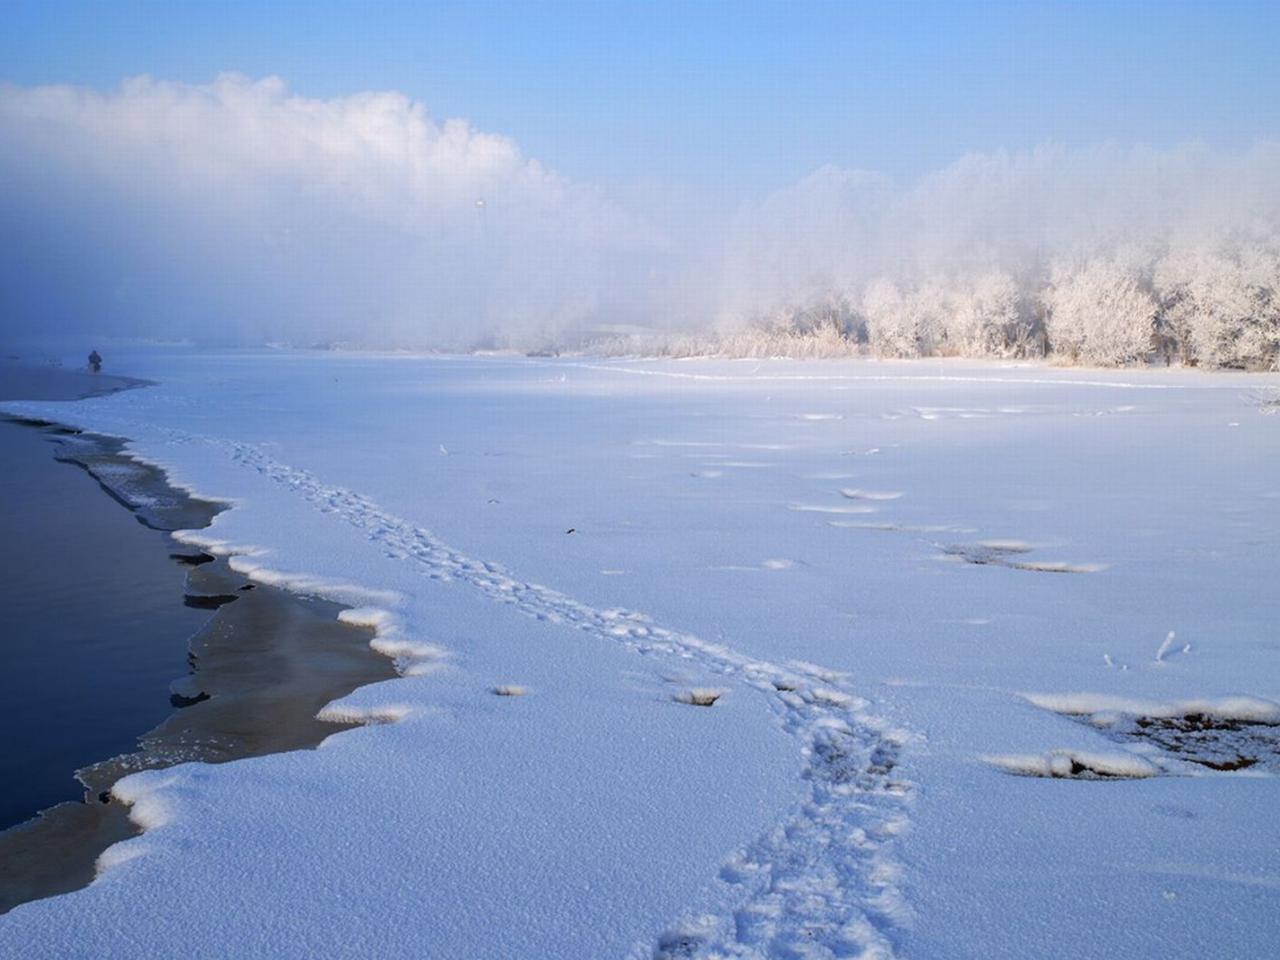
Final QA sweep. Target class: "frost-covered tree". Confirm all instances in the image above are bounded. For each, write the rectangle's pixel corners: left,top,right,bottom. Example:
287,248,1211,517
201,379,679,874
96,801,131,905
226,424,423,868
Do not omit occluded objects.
1151,248,1207,364
862,279,948,357
1042,258,1157,365
776,295,864,342
648,241,1275,367
713,293,864,358
908,282,949,356
945,271,1026,357
1233,244,1280,370
1155,242,1279,369
861,279,913,356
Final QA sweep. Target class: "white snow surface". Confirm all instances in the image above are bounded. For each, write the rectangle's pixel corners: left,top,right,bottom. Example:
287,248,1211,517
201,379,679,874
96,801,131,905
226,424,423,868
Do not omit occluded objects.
2,351,1278,959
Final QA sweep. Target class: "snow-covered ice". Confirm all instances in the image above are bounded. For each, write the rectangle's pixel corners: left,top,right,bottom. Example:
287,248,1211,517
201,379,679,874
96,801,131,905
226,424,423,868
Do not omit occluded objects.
1,350,1277,958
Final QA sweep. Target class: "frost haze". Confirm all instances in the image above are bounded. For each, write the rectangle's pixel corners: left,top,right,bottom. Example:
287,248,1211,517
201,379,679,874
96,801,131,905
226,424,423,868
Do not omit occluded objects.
1,76,1278,365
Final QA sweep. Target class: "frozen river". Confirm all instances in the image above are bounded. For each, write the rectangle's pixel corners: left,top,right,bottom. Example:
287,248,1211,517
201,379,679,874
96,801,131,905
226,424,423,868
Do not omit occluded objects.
1,349,1276,959
0,369,208,833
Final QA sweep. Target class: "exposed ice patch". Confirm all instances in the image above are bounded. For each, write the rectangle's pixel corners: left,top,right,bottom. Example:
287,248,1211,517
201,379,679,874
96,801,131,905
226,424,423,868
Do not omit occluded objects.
1011,560,1109,574
789,503,878,515
939,541,1105,574
830,521,976,534
911,406,994,420
490,684,528,697
1008,560,1111,576
975,538,1034,552
643,439,726,448
1020,693,1280,775
840,488,904,501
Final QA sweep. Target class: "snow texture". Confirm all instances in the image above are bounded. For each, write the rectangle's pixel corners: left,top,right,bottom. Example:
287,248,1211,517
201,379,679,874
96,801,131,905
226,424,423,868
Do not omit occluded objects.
1,349,1277,959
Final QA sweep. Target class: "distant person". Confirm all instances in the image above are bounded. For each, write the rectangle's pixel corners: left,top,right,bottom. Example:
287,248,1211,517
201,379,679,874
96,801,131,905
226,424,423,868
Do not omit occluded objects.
88,350,102,373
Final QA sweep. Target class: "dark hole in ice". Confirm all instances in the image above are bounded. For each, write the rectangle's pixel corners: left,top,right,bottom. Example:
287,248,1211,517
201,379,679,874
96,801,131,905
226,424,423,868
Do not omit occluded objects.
170,691,211,709
170,551,216,566
1063,759,1127,779
182,593,239,610
1075,712,1279,774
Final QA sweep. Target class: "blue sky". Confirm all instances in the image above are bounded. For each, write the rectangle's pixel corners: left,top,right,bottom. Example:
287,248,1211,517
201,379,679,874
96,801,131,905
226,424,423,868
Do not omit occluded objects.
3,0,1278,195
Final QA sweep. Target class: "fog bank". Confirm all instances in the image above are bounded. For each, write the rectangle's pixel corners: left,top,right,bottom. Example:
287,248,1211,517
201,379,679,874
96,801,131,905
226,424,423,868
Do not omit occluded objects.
1,75,1277,360
0,75,676,349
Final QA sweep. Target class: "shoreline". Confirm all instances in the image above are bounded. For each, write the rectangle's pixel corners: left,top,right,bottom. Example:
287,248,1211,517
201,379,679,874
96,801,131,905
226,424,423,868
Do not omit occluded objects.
0,363,397,914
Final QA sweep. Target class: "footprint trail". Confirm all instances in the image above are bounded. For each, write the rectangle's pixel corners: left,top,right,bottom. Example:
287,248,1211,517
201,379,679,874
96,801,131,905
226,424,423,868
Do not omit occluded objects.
214,437,915,959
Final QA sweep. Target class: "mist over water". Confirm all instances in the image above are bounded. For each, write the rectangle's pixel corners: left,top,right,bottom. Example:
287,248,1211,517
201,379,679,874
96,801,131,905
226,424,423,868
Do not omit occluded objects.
1,75,1277,352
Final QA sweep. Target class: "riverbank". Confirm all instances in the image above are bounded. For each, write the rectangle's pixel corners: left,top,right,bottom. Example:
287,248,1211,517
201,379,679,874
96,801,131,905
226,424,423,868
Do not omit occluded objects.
0,360,396,914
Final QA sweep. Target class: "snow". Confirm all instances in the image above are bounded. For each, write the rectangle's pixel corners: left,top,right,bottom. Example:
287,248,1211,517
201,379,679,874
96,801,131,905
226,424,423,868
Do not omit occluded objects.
1,349,1278,958
1022,692,1280,725
984,748,1162,779
839,488,905,501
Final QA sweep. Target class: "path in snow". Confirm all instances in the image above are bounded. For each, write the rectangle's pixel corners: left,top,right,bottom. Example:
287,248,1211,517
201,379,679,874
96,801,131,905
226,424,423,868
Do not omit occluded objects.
195,435,918,959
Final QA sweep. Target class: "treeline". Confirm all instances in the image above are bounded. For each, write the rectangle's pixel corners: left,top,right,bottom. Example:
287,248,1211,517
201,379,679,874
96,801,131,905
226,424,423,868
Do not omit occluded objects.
594,239,1280,369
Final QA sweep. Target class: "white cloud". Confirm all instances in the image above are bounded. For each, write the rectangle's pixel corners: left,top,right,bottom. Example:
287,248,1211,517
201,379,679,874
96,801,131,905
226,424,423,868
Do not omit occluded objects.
0,74,665,347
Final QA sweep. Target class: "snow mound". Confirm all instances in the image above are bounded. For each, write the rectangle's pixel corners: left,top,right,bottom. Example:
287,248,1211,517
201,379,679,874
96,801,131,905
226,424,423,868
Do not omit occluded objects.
1023,693,1280,725
673,688,727,707
986,750,1161,780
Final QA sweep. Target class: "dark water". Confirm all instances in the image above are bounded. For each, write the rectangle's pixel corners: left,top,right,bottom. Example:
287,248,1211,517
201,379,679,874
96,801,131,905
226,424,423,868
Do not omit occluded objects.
0,418,210,830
